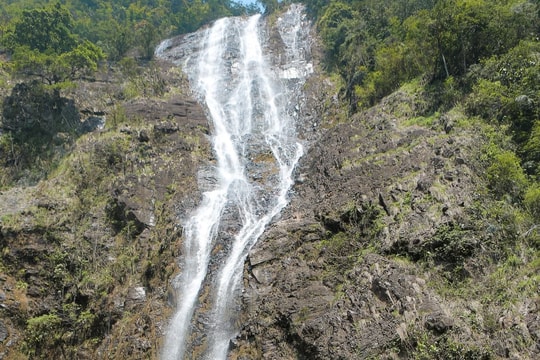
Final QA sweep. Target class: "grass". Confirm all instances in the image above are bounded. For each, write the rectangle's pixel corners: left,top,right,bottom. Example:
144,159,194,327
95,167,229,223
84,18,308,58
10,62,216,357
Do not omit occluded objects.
402,112,440,128
340,137,422,170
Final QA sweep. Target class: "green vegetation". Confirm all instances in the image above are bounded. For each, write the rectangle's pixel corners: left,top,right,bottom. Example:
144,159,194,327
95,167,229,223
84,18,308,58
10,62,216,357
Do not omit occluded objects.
303,0,539,181
273,3,540,357
316,202,383,283
304,0,538,110
409,332,492,360
0,1,211,352
0,0,258,88
1,1,258,61
0,0,256,187
487,151,529,201
305,0,540,271
3,3,105,86
0,104,195,357
23,314,64,358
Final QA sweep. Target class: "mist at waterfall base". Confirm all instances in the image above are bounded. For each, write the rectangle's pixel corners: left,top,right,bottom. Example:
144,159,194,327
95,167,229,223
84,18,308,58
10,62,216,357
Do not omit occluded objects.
156,5,312,360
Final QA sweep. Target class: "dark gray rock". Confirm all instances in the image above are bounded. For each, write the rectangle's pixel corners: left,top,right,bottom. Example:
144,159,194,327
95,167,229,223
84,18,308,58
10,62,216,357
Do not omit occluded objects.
0,320,8,342
424,312,454,334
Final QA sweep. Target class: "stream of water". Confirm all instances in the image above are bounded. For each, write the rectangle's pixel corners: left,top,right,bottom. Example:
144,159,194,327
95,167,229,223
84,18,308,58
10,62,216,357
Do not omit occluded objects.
156,5,312,359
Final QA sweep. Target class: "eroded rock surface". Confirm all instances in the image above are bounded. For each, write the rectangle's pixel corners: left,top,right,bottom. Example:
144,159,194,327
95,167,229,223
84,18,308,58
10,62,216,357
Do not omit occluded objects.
231,84,538,359
0,62,211,359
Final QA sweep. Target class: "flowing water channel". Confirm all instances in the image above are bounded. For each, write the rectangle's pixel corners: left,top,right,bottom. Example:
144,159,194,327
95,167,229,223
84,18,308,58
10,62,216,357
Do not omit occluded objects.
156,5,312,359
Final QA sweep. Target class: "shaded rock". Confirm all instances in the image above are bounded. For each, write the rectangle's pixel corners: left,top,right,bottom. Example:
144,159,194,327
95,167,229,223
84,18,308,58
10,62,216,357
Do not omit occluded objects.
416,176,432,193
378,192,390,216
81,116,105,133
1,82,81,135
125,97,207,125
138,129,150,142
424,312,454,334
105,195,148,235
154,122,179,134
0,320,8,342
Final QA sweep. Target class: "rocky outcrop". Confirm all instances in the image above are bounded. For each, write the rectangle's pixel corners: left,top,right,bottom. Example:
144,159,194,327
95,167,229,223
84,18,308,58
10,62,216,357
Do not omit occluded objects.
0,61,212,359
230,83,539,359
1,82,80,135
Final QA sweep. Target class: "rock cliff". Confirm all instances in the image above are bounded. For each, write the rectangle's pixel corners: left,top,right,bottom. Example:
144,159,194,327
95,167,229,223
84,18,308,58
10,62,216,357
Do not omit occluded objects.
230,78,539,359
0,62,212,359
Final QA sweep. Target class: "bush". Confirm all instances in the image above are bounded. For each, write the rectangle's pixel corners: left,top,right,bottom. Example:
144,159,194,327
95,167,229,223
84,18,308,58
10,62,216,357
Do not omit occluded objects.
23,314,64,358
523,121,540,175
466,79,510,121
524,184,540,218
487,151,528,201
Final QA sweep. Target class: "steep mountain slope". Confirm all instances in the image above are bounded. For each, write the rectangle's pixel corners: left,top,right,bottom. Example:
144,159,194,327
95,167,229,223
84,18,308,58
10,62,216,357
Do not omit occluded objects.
231,81,539,359
0,62,212,359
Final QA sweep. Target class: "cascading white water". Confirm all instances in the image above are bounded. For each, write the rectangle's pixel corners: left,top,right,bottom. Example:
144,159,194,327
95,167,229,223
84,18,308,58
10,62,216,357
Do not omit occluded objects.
156,5,312,359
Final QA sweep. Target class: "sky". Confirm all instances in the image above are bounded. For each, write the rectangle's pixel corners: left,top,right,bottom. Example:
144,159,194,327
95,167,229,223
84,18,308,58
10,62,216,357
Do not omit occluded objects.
234,0,260,5
233,0,264,12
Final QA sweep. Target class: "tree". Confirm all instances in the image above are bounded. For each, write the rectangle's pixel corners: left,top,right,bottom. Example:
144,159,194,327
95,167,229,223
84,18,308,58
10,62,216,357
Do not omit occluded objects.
11,41,104,85
98,20,134,61
4,2,77,53
317,1,356,61
429,0,536,79
3,2,104,85
135,20,158,60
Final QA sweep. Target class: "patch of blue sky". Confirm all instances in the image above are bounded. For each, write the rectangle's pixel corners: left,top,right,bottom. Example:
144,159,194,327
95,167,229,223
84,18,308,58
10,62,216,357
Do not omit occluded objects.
232,0,264,12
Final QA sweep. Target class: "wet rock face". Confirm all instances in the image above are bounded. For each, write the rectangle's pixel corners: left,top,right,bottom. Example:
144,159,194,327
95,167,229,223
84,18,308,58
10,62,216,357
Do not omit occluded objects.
155,6,315,359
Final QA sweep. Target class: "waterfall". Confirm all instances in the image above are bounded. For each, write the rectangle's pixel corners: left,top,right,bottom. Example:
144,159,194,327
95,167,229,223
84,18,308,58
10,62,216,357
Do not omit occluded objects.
156,5,312,359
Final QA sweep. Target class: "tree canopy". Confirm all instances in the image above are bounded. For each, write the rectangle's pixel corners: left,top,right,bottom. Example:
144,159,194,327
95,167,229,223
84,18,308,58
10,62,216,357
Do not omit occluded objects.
305,0,538,106
304,0,539,175
3,2,104,85
5,3,77,53
0,0,258,63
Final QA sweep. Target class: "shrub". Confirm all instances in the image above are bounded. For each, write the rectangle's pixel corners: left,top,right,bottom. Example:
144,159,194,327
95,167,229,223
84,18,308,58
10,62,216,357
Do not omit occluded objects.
523,121,540,175
487,151,528,201
23,314,64,358
524,184,540,218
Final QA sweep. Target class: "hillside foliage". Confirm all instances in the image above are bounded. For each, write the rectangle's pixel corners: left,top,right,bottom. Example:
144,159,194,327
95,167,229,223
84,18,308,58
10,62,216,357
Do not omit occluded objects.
300,2,540,232
0,0,257,185
302,0,539,192
0,0,258,90
1,0,257,61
